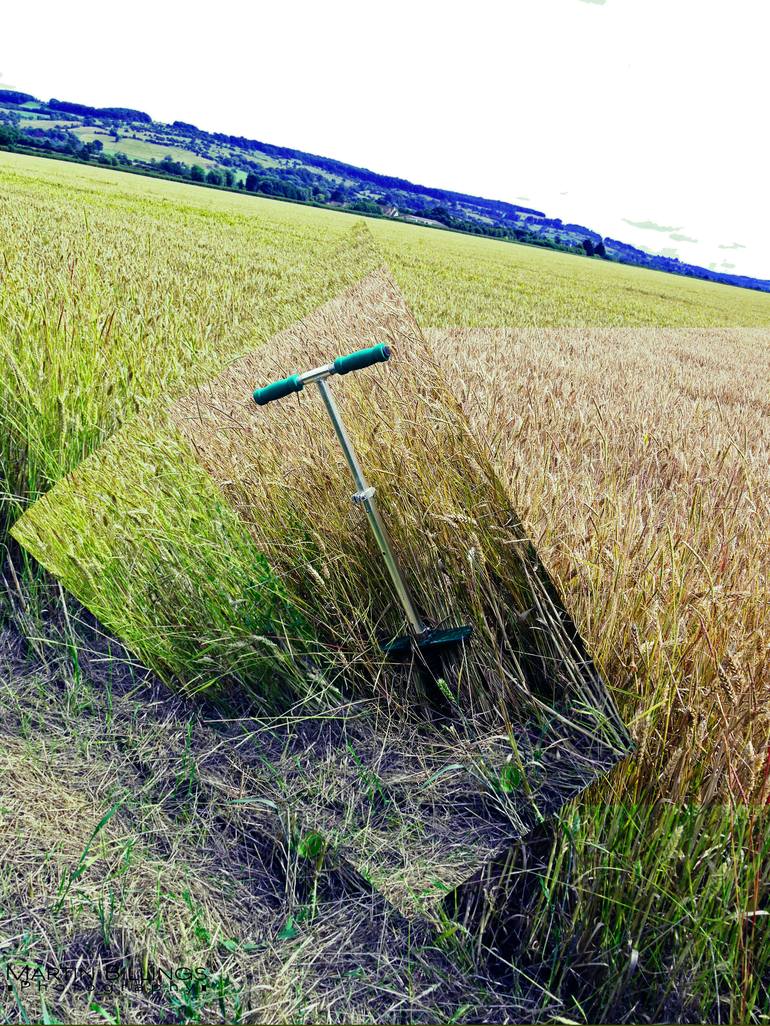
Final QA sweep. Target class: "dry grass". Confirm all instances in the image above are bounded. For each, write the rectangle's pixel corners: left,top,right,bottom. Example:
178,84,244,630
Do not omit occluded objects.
0,620,282,1024
0,615,553,1025
3,613,768,1023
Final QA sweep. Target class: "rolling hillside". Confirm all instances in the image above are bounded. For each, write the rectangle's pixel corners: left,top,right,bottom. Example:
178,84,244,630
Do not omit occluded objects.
1,86,768,294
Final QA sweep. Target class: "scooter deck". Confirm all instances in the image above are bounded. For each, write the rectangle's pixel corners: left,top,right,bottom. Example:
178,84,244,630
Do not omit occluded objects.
380,624,473,656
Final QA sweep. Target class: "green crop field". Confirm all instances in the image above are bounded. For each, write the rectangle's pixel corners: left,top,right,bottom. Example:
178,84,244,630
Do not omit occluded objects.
1,150,769,1025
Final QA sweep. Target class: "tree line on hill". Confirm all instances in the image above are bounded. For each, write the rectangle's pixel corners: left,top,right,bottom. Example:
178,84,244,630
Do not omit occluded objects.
0,121,306,200
0,89,151,123
168,120,545,220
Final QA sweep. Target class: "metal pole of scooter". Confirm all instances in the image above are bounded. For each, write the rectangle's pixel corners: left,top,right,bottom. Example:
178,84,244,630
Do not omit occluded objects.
315,377,426,638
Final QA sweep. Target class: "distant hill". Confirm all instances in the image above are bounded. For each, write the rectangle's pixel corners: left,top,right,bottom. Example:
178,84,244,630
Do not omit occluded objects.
1,86,767,293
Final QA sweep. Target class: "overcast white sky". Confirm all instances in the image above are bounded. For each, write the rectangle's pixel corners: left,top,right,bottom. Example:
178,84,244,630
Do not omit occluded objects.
2,0,768,278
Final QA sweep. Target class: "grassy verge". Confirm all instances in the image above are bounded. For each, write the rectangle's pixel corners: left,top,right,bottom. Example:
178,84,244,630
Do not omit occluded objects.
2,611,537,1025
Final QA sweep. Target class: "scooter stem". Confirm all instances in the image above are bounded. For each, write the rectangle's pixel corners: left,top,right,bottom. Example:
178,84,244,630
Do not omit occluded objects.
315,377,426,637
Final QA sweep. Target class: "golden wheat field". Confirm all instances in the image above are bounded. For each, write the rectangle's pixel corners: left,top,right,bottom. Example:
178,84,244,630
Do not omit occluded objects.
1,151,770,1025
439,325,770,798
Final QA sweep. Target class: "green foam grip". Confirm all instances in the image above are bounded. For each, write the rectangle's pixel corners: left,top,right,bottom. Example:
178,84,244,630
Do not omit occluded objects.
333,343,391,375
253,374,304,406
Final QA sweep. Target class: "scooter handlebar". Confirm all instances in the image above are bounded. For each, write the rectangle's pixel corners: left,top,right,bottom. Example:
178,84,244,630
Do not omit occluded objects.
253,374,304,406
333,343,391,375
253,344,391,406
